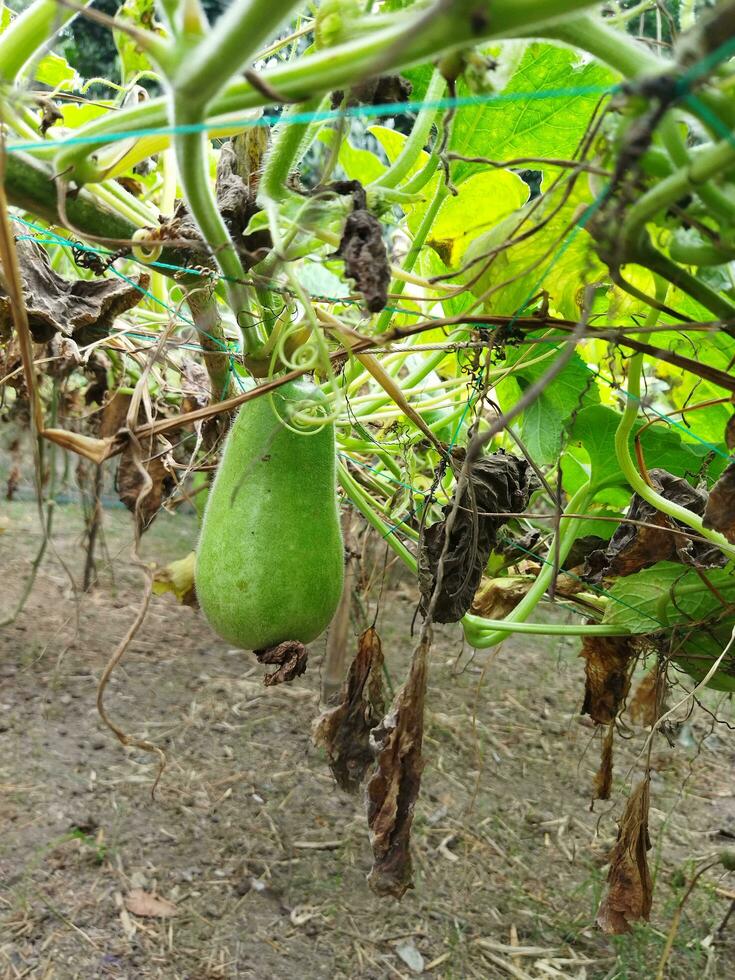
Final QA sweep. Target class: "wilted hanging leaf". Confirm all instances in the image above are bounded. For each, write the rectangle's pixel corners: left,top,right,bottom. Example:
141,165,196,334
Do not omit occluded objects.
100,390,133,438
366,633,430,899
312,626,386,793
330,180,389,313
470,577,530,619
0,236,148,344
419,451,537,623
585,469,725,580
124,889,178,919
597,779,653,935
255,640,308,686
703,461,735,543
628,668,660,727
580,635,636,724
725,414,735,451
117,435,174,531
152,552,197,607
594,723,615,800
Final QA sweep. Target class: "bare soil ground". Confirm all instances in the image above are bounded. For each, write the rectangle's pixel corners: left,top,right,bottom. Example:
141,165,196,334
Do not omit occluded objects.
1,501,734,980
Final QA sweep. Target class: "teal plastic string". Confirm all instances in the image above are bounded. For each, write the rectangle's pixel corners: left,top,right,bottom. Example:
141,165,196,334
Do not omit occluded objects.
6,84,620,156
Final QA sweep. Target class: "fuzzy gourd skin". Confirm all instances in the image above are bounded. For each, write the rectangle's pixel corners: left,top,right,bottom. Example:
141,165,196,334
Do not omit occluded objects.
195,379,344,651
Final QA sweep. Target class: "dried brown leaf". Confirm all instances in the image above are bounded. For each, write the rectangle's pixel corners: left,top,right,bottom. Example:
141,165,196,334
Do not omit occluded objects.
597,779,653,934
366,634,430,899
628,668,660,727
594,723,615,801
580,635,636,725
312,626,386,792
117,436,174,531
470,577,529,619
0,237,148,344
725,414,735,451
100,391,133,439
703,461,735,543
585,469,725,580
124,889,178,919
419,452,537,623
255,640,308,686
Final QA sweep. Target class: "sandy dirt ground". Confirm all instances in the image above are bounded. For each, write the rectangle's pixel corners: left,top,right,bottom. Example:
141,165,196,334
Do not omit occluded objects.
1,501,734,979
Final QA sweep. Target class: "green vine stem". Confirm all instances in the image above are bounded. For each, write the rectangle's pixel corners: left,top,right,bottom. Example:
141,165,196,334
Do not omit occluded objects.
620,136,735,259
614,300,735,560
171,0,305,110
371,69,445,191
374,181,450,335
51,0,602,182
633,238,735,322
0,0,92,83
462,481,595,648
171,105,261,352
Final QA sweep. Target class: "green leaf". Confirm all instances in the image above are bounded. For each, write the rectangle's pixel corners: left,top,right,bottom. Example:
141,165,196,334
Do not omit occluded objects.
601,561,735,691
425,169,528,266
461,179,606,320
568,405,710,489
449,43,616,184
497,344,599,465
601,561,733,632
115,0,163,84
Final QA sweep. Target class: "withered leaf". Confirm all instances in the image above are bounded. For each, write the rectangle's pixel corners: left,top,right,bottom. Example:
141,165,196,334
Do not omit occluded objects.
419,452,537,623
124,889,178,919
100,391,133,439
366,633,430,899
703,461,735,543
594,723,615,801
580,635,636,725
725,414,735,451
331,74,413,110
312,626,386,792
585,469,725,581
330,180,389,313
597,779,653,935
255,640,308,686
152,552,198,607
0,237,148,344
470,577,529,619
117,435,174,531
628,668,660,727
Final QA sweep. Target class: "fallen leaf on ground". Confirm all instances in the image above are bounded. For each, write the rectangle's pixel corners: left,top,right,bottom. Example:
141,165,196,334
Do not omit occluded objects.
124,889,178,918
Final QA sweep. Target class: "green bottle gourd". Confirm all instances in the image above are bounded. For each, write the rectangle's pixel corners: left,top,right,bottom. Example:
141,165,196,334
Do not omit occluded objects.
195,379,344,651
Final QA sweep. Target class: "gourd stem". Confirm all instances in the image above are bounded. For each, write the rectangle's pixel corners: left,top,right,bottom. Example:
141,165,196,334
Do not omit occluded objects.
372,69,446,190
374,181,449,334
171,102,262,352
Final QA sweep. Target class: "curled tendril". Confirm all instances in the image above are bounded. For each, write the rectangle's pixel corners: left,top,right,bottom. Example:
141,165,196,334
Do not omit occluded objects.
271,316,320,373
270,390,332,437
132,227,163,263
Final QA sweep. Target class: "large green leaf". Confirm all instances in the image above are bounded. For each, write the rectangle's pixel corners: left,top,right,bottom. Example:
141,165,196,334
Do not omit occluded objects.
601,561,735,632
495,344,599,465
568,405,713,490
601,561,735,691
449,43,615,184
426,169,528,266
460,179,606,320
